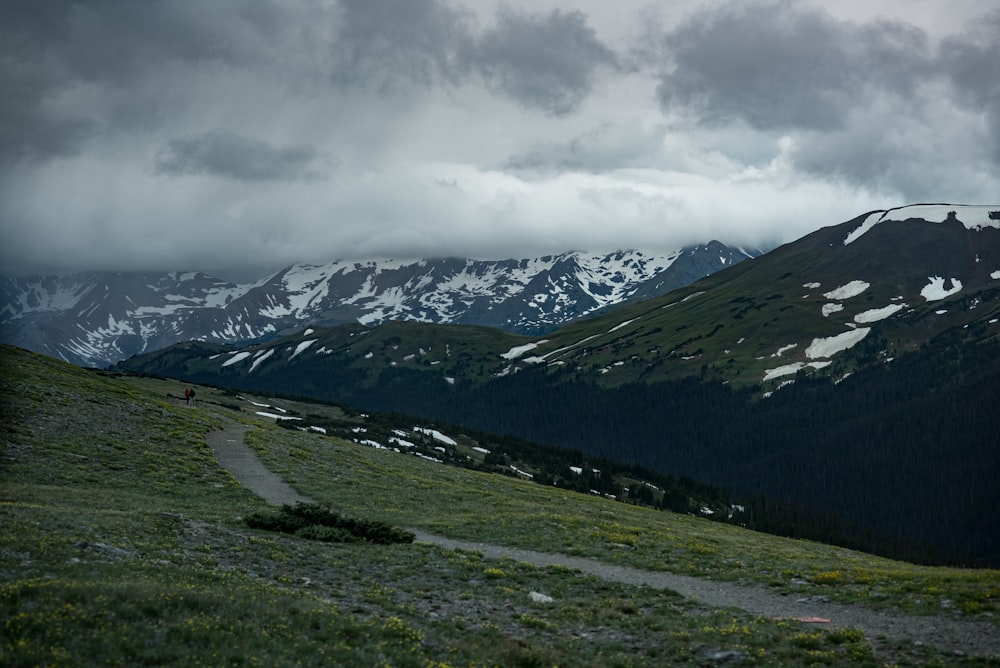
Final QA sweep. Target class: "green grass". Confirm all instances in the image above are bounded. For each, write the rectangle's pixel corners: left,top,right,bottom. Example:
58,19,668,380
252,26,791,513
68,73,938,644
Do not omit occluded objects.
3,345,998,666
245,424,1000,618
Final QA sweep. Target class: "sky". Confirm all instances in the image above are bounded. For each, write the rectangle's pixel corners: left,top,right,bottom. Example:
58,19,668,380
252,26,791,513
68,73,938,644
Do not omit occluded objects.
1,0,998,282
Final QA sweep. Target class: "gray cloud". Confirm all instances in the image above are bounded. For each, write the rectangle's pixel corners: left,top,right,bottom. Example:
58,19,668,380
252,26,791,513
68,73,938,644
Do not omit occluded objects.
468,7,618,116
940,11,1000,161
328,0,473,91
505,120,667,174
154,131,332,182
328,1,616,115
0,0,996,281
0,0,310,168
655,1,933,131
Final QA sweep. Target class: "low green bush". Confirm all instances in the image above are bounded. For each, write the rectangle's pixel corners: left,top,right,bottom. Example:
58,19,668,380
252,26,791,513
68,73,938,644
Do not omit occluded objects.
295,524,359,543
245,503,415,545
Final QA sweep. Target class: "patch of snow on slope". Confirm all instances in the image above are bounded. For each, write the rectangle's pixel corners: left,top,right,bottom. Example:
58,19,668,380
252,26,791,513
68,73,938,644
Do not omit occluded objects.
256,411,302,421
414,427,457,446
805,328,871,359
289,339,317,360
843,211,884,245
991,270,1000,279
855,304,906,323
920,277,963,301
802,282,821,289
501,340,548,360
762,360,833,382
222,351,252,367
764,362,804,381
609,318,639,333
822,303,845,317
535,334,600,362
823,280,870,300
249,349,273,373
844,204,1000,245
772,343,798,357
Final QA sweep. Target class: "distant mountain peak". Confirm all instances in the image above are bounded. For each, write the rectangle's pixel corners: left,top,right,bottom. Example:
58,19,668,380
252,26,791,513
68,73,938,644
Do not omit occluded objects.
1,244,756,367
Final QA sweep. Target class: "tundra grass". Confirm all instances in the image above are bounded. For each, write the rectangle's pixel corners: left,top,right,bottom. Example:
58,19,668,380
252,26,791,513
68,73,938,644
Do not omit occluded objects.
2,346,997,665
245,425,1000,621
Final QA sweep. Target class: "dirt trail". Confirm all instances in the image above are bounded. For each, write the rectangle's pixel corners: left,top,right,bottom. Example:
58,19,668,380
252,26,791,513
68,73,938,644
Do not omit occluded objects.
206,424,314,507
206,423,999,658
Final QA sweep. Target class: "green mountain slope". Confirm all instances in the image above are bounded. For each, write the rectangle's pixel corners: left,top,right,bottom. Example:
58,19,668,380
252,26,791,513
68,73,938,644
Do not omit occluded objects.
3,345,999,665
113,207,1000,565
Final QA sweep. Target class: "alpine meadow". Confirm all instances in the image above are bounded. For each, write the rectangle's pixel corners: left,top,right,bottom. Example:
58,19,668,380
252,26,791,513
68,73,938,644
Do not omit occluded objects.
4,344,1000,666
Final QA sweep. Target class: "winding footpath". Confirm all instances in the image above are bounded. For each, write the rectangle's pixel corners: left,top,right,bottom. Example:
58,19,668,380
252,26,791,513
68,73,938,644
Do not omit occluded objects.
206,423,999,659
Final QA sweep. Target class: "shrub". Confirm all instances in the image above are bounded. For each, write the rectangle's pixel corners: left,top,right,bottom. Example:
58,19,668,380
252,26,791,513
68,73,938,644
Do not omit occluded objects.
295,524,359,543
245,503,415,545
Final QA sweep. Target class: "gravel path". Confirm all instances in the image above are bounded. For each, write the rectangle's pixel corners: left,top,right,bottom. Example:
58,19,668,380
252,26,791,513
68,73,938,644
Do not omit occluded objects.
206,424,999,659
206,424,314,507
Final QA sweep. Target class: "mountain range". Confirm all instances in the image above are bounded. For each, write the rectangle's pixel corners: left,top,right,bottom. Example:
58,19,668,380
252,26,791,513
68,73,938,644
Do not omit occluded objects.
113,203,1000,565
0,243,756,368
117,204,1000,391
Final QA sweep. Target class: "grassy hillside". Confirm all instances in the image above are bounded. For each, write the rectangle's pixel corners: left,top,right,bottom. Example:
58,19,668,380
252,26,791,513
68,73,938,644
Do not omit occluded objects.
3,345,999,666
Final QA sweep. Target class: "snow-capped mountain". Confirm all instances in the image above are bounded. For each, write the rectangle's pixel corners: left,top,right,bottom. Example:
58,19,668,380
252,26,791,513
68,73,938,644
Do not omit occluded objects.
1,243,756,367
119,203,1000,394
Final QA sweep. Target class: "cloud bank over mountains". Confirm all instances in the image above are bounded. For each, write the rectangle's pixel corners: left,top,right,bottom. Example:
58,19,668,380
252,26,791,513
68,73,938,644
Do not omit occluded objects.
1,0,997,280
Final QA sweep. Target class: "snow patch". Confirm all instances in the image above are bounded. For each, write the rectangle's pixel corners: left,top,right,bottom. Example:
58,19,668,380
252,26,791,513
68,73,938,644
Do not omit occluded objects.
249,349,274,373
805,328,871,359
991,270,1000,280
823,280,869,300
763,360,833,381
854,303,906,323
256,411,302,421
289,339,317,360
414,427,457,446
802,282,821,289
609,318,639,333
501,340,548,360
772,343,798,357
821,303,845,317
763,363,804,381
221,351,252,367
920,277,963,301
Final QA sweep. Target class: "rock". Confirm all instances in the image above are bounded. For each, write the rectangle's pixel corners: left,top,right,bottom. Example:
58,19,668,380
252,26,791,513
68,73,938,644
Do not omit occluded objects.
528,591,554,604
696,648,746,666
91,542,133,558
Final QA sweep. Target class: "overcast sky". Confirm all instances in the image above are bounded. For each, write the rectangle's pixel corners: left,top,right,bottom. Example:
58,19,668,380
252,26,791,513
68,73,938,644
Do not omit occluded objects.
1,0,998,281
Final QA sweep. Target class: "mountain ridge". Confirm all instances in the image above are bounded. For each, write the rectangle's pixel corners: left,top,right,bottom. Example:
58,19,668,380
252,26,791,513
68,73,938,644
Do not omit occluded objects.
1,244,757,367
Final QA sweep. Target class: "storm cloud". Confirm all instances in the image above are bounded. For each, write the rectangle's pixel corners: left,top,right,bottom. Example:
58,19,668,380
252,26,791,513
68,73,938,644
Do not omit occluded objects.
0,0,997,281
154,131,332,182
655,2,934,131
469,7,618,115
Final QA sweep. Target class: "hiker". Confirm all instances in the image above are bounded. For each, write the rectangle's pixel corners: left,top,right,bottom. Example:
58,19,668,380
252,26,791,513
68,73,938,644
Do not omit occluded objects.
184,388,191,404
189,388,196,405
